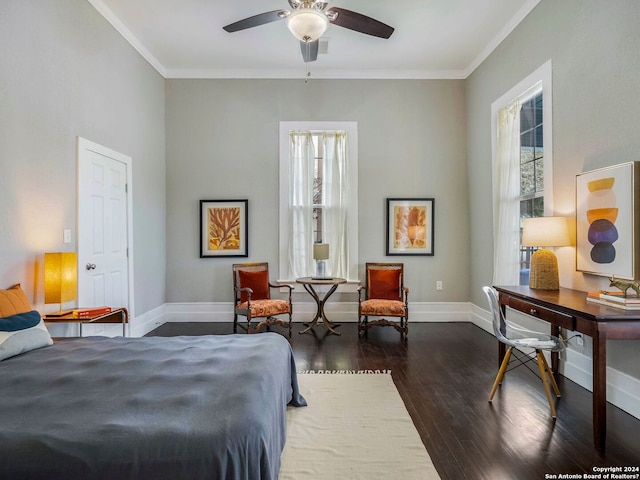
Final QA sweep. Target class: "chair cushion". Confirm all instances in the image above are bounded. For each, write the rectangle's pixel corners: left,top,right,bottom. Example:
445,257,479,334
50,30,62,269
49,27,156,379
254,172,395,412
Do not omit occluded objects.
238,269,270,302
0,284,32,317
368,269,402,300
236,299,290,317
360,299,406,317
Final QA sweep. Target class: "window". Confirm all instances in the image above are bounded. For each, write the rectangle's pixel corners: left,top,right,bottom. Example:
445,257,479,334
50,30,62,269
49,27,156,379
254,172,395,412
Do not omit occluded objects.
518,91,544,284
279,122,358,285
491,61,553,286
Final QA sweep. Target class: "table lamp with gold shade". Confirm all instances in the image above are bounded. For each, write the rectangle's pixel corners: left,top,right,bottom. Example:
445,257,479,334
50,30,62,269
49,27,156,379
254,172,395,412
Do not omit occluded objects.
522,217,573,290
44,252,78,316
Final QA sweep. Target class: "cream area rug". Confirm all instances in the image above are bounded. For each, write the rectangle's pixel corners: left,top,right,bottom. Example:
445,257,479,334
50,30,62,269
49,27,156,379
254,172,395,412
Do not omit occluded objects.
280,372,441,480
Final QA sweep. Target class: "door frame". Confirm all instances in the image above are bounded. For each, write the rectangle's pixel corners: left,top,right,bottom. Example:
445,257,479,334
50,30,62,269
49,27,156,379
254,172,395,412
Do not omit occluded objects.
76,136,135,319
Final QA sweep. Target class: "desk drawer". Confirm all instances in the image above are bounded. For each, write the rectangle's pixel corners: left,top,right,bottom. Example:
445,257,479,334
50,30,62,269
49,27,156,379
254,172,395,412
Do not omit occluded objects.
508,297,576,330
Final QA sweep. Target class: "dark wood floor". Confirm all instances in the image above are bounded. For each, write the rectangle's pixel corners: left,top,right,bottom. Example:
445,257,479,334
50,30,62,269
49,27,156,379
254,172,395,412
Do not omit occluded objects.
147,321,640,479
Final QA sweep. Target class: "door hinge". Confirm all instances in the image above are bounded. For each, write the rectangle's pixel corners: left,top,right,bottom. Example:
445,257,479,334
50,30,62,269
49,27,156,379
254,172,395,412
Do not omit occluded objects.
125,183,128,193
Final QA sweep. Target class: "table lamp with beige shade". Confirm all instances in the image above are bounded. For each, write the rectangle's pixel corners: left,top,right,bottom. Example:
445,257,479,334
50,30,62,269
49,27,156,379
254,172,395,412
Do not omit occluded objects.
521,217,573,290
312,243,330,279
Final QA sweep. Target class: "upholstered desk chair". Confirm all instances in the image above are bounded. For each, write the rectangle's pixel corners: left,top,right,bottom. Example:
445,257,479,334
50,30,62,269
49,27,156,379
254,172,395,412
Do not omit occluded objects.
232,263,294,337
482,286,565,418
357,263,409,339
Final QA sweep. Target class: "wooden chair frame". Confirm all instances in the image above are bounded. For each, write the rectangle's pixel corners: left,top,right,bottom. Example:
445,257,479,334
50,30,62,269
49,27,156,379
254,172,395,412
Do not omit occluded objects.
357,262,409,339
232,262,294,337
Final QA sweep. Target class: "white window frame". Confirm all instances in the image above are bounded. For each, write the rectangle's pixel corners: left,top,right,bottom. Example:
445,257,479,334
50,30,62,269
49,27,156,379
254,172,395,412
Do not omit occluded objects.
491,60,553,216
279,121,359,288
490,60,553,284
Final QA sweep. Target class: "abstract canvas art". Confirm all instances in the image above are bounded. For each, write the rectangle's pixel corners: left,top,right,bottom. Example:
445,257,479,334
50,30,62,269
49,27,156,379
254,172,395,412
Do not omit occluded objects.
576,162,640,279
200,200,248,258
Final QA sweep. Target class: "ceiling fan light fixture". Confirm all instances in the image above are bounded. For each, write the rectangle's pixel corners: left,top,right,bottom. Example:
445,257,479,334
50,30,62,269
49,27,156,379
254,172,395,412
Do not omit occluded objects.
286,8,328,42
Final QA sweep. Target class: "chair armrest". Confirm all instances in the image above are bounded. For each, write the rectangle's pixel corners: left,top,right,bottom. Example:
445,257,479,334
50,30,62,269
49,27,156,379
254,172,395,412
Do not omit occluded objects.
357,285,366,302
402,286,409,304
238,287,253,302
269,282,294,292
269,282,294,304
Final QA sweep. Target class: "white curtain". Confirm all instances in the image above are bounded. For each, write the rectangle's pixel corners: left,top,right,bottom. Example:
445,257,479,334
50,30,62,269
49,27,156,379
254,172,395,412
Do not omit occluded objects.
288,130,348,279
322,131,348,278
289,131,315,278
492,101,521,285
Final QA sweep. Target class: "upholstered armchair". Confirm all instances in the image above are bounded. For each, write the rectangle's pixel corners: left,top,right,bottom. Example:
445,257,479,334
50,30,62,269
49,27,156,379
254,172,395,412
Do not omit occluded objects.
232,262,294,337
357,263,409,339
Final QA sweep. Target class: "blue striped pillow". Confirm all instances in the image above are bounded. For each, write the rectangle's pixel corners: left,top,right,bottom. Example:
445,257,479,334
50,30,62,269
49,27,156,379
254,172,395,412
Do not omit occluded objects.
0,310,53,361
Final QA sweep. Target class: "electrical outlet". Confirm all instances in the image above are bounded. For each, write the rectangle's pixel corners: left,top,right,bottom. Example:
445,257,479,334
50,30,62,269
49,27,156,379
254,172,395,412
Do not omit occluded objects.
576,335,584,346
436,281,443,291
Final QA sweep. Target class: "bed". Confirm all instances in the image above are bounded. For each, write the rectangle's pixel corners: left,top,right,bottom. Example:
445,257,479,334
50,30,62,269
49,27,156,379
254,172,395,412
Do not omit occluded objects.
0,332,306,480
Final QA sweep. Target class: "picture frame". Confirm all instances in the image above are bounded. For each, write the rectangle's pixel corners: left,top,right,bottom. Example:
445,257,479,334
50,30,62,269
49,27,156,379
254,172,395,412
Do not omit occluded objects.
200,199,248,258
576,162,640,279
386,198,434,256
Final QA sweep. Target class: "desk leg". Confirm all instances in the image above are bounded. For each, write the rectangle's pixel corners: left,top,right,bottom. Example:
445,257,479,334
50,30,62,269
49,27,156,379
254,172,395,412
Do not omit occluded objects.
299,283,341,336
593,324,607,450
498,302,506,367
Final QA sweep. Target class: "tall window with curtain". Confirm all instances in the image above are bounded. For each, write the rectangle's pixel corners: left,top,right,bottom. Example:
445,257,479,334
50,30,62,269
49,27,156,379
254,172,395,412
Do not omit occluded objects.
288,130,349,279
491,61,552,287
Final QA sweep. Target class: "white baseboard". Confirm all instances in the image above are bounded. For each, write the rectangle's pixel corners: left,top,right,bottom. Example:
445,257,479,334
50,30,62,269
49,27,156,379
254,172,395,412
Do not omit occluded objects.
163,301,472,324
129,304,166,337
470,304,640,420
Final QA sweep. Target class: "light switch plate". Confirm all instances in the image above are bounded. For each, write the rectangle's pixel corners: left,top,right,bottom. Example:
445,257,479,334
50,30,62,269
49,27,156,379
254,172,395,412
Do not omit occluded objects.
63,229,72,244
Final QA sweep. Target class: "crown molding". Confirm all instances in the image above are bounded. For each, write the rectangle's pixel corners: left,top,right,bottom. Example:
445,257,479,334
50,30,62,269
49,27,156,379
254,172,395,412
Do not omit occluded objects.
87,0,167,77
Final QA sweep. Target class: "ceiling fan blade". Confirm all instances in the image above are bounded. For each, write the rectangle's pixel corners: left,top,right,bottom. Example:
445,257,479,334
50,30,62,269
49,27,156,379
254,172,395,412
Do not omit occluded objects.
300,40,319,62
223,10,287,33
327,7,394,39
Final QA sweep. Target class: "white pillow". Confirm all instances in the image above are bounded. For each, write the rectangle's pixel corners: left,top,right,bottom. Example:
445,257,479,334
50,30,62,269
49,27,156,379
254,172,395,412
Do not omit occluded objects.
0,310,53,361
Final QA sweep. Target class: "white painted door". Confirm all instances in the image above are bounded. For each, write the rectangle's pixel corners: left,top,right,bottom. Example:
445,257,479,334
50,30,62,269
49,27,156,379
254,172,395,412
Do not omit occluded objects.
77,138,132,317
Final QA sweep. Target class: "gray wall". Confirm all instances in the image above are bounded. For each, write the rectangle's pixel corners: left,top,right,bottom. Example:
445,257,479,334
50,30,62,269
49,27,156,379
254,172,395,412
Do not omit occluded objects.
165,79,468,303
466,0,640,376
0,0,166,316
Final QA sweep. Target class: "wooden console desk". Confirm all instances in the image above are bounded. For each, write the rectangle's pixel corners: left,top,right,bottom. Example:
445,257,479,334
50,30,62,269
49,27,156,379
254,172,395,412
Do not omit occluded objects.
494,286,640,450
43,308,129,337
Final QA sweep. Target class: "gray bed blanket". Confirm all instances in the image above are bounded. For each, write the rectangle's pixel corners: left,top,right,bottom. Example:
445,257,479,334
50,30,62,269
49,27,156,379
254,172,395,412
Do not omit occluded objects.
0,333,306,480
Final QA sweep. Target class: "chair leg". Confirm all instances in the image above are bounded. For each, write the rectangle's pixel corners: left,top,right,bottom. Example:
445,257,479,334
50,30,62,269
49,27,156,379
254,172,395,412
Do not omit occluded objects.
536,350,557,418
489,346,513,401
233,314,238,333
539,351,561,397
288,311,292,338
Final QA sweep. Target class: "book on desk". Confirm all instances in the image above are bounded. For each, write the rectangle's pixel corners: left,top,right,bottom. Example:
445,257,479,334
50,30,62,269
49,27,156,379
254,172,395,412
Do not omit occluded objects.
586,291,640,310
72,306,112,318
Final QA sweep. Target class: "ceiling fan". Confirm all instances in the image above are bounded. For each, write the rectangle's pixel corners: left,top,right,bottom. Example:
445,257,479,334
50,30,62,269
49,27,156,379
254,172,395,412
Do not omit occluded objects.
223,0,394,62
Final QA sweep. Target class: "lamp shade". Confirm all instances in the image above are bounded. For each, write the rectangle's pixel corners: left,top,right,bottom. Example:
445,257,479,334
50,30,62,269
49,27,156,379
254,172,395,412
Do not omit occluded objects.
522,217,573,247
313,243,329,260
44,252,78,307
286,8,328,42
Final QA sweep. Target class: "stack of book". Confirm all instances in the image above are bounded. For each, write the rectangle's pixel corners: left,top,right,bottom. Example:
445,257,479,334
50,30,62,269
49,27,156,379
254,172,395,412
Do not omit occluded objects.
586,291,640,310
72,306,112,318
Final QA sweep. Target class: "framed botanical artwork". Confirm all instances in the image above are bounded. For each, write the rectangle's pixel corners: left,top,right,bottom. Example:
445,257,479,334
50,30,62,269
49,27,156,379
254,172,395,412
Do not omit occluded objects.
386,198,434,256
576,162,640,279
200,199,248,258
